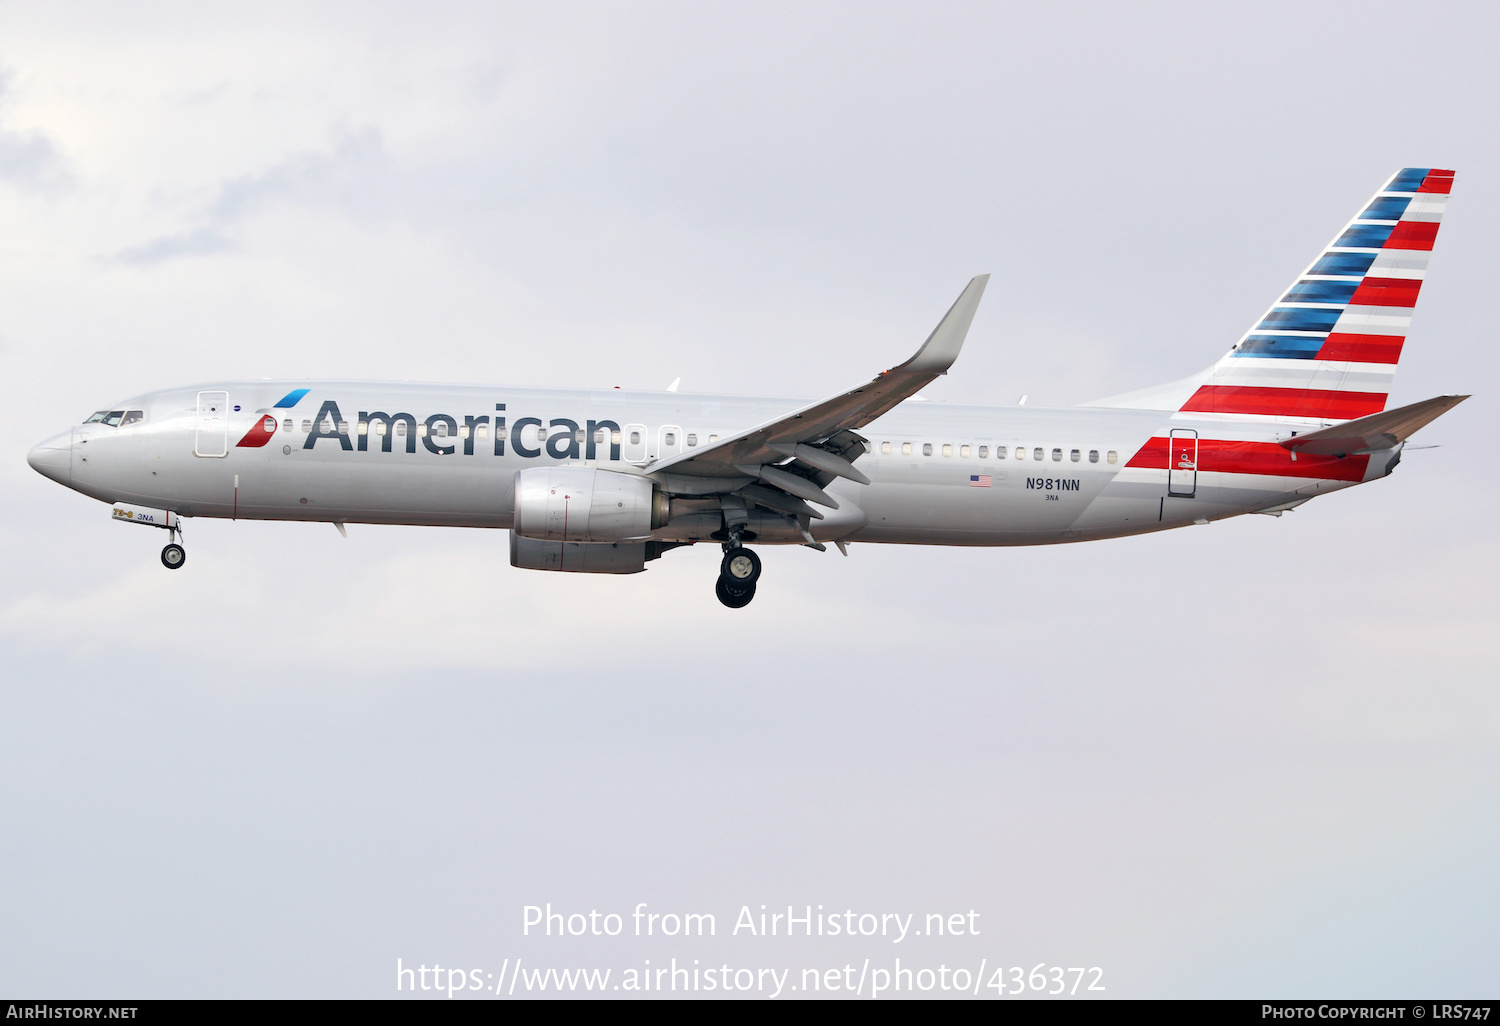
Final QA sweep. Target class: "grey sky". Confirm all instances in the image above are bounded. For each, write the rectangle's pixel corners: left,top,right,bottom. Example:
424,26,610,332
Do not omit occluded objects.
1,1,1495,998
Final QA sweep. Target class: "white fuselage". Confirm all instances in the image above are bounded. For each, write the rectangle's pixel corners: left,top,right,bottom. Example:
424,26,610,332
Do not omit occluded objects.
31,381,1395,547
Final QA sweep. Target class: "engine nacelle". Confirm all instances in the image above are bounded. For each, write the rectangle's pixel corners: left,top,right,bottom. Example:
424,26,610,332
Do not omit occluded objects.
509,533,648,574
512,467,667,543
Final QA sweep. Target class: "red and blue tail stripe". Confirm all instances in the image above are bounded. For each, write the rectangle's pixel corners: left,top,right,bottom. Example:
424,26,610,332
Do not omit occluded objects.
1181,168,1452,421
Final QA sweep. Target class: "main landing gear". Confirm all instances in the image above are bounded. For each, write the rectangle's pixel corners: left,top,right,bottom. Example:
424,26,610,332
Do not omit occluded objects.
161,526,186,570
716,530,762,609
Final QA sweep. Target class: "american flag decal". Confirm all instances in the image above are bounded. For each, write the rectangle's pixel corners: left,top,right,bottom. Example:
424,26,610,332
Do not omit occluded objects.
969,474,992,488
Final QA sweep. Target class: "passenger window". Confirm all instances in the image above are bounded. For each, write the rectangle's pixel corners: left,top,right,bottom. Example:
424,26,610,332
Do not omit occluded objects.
103,411,125,427
357,420,368,435
881,441,892,455
978,446,988,458
1016,446,1026,459
120,410,145,426
301,419,312,433
575,429,585,444
942,444,953,457
338,420,349,435
536,427,547,441
959,444,970,458
84,411,108,424
459,425,470,439
477,425,488,439
1107,450,1118,464
375,422,387,436
664,431,676,446
687,433,698,447
611,430,622,444
1089,449,1099,463
431,422,445,438
1033,447,1044,461
629,430,641,445
708,434,719,443
497,426,508,440
394,422,406,435
1070,449,1079,462
922,443,933,456
1051,448,1062,461
996,446,1007,459
902,442,913,455
283,418,294,432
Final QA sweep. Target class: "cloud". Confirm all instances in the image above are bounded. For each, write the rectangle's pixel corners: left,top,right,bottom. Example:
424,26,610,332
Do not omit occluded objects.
0,70,72,194
208,126,383,222
109,125,385,266
112,226,234,264
0,130,71,192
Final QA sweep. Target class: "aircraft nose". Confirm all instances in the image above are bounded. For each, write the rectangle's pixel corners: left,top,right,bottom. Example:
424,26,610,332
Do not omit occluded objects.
27,430,72,487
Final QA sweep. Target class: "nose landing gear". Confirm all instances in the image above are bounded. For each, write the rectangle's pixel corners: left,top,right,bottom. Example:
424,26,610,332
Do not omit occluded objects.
716,528,761,608
160,523,186,570
109,504,188,569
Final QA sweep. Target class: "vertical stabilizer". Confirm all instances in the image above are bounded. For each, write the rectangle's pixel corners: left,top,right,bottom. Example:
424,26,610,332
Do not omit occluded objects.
1179,168,1454,422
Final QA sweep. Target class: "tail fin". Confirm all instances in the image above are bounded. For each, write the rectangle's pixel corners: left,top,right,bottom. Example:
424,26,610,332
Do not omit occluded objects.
1180,168,1454,422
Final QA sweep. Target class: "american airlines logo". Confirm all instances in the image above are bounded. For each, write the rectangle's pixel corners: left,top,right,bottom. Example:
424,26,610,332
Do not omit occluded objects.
238,399,626,461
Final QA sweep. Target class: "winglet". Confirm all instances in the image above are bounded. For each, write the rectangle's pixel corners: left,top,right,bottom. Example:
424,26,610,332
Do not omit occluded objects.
893,274,990,376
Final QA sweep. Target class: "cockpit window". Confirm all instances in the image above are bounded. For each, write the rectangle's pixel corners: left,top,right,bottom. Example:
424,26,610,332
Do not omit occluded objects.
120,410,144,426
102,411,126,427
84,411,109,424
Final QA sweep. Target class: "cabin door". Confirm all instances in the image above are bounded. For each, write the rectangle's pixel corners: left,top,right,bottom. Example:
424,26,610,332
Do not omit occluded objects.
195,391,229,457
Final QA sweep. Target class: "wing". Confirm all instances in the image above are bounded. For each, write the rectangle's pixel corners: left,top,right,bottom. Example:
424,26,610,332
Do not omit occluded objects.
1280,394,1469,456
645,275,989,506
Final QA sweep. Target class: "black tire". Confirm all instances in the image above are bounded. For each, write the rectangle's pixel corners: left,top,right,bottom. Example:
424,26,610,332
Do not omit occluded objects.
161,543,186,570
719,546,761,585
716,576,755,608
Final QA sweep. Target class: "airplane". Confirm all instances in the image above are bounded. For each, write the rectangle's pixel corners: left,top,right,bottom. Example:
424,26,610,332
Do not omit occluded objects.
27,167,1468,608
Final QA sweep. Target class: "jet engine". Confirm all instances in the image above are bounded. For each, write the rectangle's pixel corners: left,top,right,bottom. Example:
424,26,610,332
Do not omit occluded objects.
512,467,668,543
509,533,649,574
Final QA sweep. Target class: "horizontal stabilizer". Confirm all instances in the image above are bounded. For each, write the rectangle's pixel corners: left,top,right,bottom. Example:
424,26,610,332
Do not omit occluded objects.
1280,394,1468,456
